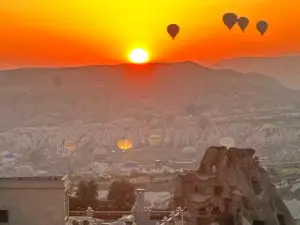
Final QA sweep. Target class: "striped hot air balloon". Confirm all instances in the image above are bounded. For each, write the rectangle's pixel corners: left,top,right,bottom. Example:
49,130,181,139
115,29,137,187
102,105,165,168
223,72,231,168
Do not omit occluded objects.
57,141,77,157
57,147,72,157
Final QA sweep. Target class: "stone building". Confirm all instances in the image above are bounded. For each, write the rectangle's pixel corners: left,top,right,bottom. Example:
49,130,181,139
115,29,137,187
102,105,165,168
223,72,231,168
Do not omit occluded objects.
0,175,69,225
173,146,296,225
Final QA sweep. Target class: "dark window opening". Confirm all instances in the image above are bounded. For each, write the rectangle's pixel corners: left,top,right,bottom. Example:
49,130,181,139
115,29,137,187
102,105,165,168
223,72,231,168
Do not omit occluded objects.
219,213,234,225
0,210,8,223
198,207,206,214
251,181,262,195
223,198,232,210
253,220,265,225
196,217,211,225
214,186,223,196
211,207,221,215
277,214,286,225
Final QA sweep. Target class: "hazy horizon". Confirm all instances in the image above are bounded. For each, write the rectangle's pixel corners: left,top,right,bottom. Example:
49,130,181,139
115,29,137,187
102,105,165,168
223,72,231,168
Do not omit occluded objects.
0,53,299,70
1,0,300,68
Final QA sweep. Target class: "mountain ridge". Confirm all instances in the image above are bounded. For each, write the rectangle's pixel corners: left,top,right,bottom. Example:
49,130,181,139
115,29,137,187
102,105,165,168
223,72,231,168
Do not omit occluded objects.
0,61,299,129
213,55,300,90
0,61,288,89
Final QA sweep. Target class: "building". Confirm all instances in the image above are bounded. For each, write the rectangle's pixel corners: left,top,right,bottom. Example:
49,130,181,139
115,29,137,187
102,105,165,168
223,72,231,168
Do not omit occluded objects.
0,175,69,225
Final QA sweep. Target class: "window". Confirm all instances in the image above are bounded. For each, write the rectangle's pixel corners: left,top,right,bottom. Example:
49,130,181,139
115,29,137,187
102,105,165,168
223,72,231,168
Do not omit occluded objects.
277,214,286,225
251,181,262,195
0,210,9,223
214,186,223,196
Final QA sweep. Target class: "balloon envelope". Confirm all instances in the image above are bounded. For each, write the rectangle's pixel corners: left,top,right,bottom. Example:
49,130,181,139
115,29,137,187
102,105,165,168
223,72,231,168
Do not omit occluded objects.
17,165,34,176
256,21,268,35
220,137,235,148
117,138,133,151
181,146,197,155
198,116,209,129
167,24,180,40
64,142,76,152
148,134,162,147
260,123,277,131
237,17,249,32
223,13,238,30
53,76,62,88
57,147,72,157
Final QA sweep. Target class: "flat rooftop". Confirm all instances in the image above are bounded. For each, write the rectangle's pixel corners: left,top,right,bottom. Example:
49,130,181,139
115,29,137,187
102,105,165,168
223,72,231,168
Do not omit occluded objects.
0,175,67,181
0,175,69,189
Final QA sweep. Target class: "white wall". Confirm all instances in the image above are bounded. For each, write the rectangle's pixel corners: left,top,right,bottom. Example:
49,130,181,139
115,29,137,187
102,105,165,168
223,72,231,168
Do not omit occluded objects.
0,177,68,225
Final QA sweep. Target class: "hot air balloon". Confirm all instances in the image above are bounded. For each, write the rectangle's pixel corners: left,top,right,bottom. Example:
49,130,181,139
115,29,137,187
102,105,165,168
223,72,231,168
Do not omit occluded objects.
2,152,17,162
147,134,162,147
29,149,44,166
260,123,277,137
17,165,34,176
186,104,197,116
64,142,76,152
167,24,180,40
219,137,235,148
53,76,62,89
223,13,238,30
260,123,277,131
237,17,249,32
57,147,72,157
56,142,75,157
181,146,197,155
117,138,133,151
198,116,209,129
93,148,107,161
256,21,268,36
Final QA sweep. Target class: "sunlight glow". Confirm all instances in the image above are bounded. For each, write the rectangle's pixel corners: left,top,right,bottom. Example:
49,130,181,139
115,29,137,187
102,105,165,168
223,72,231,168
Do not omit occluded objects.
129,48,149,64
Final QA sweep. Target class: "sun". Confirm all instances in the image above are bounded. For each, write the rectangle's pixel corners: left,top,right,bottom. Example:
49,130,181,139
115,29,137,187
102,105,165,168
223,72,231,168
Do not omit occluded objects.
129,48,149,64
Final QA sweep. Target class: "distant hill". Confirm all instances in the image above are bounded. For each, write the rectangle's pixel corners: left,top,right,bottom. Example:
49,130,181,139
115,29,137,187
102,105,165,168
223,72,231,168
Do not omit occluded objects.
213,55,300,90
0,61,299,129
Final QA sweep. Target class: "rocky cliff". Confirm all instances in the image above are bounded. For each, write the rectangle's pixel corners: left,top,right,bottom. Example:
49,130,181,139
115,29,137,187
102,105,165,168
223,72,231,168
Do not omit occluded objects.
173,146,296,225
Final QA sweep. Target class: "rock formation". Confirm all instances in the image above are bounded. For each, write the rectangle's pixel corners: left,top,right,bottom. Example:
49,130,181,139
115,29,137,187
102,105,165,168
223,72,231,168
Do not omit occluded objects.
173,146,296,225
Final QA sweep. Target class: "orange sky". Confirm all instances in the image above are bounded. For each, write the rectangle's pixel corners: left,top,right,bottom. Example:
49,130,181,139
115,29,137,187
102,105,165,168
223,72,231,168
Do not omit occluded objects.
0,0,300,69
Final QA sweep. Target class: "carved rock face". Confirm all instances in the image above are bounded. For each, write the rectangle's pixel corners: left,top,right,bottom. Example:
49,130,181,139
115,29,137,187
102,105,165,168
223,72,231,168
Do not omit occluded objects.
198,146,227,174
173,146,296,225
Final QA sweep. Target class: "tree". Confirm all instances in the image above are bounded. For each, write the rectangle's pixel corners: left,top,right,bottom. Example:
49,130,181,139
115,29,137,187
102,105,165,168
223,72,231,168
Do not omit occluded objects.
69,180,99,210
186,104,197,116
71,221,79,225
107,179,135,211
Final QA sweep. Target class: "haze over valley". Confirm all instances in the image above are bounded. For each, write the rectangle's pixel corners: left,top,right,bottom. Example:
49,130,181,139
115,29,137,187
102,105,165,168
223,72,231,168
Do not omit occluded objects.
1,62,300,162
